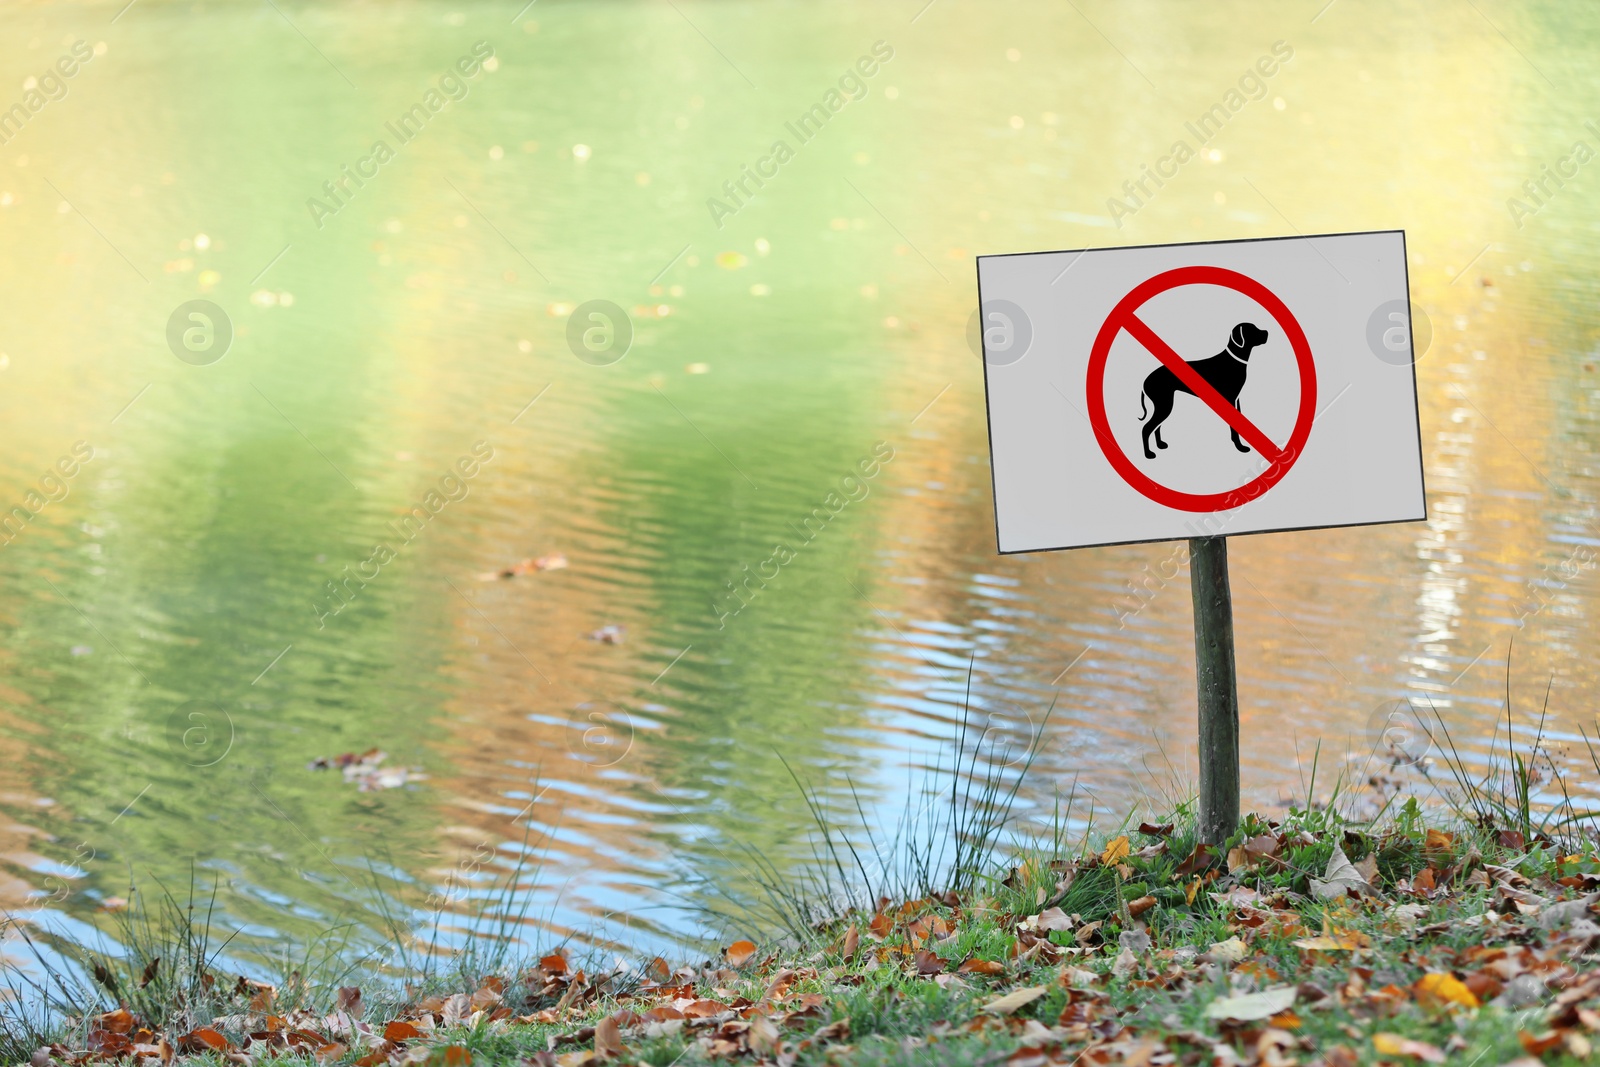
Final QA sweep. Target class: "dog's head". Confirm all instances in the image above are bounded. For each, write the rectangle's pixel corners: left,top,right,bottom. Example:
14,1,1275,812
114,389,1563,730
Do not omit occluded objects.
1228,322,1270,359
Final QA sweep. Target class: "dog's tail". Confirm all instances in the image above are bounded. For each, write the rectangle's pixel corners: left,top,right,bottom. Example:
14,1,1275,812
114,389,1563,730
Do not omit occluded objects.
1138,390,1148,422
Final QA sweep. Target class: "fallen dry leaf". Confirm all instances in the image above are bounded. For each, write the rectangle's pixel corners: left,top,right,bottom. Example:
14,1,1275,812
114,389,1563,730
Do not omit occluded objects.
335,986,363,1018
1414,971,1480,1010
1100,836,1130,866
177,1028,230,1053
593,1015,623,1059
1292,935,1361,951
1204,986,1296,1022
1373,1033,1446,1062
1208,937,1248,962
384,1021,423,1042
725,940,758,967
840,925,859,962
959,958,1005,975
1310,844,1379,901
1519,1031,1564,1056
748,1014,782,1057
1174,843,1216,876
984,986,1048,1015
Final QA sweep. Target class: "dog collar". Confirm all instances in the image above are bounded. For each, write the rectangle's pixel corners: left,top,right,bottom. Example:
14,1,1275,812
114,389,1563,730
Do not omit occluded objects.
1227,347,1249,363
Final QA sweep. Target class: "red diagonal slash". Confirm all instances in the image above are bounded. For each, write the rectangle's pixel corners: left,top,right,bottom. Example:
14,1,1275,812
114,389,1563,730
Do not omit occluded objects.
1119,312,1284,463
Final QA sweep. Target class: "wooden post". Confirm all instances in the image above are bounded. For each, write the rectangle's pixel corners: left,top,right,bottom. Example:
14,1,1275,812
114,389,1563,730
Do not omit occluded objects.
1188,535,1240,847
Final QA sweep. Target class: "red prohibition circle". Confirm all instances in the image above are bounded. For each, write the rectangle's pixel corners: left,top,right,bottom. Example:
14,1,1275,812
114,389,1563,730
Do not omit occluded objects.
1085,265,1317,513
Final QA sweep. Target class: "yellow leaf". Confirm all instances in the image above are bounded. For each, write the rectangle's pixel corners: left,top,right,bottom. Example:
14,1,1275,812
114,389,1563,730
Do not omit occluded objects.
1100,836,1130,866
1292,935,1360,951
1185,877,1202,905
1414,971,1480,1010
1373,1033,1445,1062
1424,828,1455,850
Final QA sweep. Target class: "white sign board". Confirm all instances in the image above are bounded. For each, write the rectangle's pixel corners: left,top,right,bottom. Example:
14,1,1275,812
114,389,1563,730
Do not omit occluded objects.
976,231,1426,553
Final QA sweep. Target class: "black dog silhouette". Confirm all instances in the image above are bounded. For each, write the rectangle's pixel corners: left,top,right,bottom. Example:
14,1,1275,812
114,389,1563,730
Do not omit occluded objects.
1139,322,1270,460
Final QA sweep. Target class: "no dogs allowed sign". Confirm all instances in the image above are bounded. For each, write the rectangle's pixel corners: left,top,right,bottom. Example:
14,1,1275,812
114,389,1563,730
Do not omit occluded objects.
976,231,1426,553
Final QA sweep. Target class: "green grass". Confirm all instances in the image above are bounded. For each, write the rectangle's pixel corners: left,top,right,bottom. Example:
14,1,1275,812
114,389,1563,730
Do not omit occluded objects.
8,671,1600,1066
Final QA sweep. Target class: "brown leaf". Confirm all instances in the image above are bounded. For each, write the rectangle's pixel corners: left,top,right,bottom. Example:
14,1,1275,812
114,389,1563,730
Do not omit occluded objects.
1138,822,1174,837
1127,895,1158,918
540,953,569,975
1424,828,1455,851
98,1009,135,1035
1174,843,1217,876
682,999,731,1018
1245,834,1281,858
811,1018,850,1044
748,1014,782,1057
958,958,1005,975
841,924,860,962
335,986,363,1018
725,939,758,968
644,956,672,984
138,957,160,988
1519,1031,1564,1056
913,950,945,975
384,1021,423,1042
868,912,894,940
177,1029,230,1053
642,1006,685,1022
441,992,470,1028
593,1016,623,1059
469,981,503,1012
91,960,120,996
1498,830,1527,850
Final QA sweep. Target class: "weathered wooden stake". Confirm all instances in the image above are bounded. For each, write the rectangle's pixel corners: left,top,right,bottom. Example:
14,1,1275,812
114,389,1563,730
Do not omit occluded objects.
1188,535,1240,847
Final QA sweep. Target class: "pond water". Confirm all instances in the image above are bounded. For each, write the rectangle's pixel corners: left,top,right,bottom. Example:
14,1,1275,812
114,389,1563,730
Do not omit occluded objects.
1,0,1599,969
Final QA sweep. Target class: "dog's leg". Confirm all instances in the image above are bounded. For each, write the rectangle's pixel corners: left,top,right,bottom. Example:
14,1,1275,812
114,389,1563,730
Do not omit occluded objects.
1142,389,1175,459
1230,396,1251,453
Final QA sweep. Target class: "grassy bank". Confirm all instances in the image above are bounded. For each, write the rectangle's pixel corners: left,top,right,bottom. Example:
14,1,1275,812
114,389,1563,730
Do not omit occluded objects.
7,706,1600,1065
